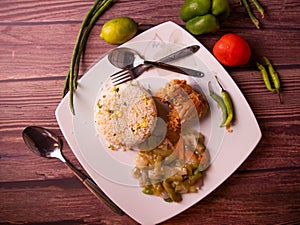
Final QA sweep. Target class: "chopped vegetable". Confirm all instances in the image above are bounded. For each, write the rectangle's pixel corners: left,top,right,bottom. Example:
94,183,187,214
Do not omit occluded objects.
142,187,154,195
133,133,210,202
164,198,173,203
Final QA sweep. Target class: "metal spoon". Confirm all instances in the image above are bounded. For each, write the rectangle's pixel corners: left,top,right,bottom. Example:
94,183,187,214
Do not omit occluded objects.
108,45,205,78
108,45,200,68
22,126,124,216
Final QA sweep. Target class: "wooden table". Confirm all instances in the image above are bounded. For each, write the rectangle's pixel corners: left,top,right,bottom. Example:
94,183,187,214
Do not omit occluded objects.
1,0,299,224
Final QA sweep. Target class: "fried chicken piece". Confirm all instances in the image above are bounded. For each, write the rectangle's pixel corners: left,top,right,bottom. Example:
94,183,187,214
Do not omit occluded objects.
155,79,208,143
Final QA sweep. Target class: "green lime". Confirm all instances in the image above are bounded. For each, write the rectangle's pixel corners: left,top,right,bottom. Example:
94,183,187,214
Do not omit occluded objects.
100,17,138,45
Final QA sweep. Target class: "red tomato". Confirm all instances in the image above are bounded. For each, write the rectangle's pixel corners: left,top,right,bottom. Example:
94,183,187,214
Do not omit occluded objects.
213,33,251,67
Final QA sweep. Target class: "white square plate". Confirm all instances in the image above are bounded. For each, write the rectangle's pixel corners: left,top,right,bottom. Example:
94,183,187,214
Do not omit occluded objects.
56,21,261,224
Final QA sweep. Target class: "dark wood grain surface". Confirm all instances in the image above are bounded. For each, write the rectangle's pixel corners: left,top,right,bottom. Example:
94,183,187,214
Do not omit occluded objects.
1,0,299,224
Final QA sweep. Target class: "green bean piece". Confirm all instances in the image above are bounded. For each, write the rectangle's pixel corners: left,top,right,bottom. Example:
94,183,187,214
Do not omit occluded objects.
167,173,183,182
162,180,182,202
215,77,234,128
184,164,194,176
251,0,265,18
241,0,260,29
263,56,283,103
208,81,227,127
164,198,173,203
142,187,154,195
152,183,164,196
187,172,202,186
193,168,200,175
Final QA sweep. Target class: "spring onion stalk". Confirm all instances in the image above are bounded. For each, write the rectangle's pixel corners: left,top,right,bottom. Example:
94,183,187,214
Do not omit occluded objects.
63,0,114,115
241,0,260,29
73,0,113,89
63,0,101,97
251,0,265,18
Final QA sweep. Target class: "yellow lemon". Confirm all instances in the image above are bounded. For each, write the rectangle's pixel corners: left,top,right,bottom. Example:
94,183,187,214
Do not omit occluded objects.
100,17,138,45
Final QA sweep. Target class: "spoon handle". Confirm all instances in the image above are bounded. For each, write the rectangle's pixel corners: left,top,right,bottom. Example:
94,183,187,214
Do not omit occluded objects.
83,178,125,215
144,60,205,78
64,160,125,216
157,45,200,63
137,45,200,73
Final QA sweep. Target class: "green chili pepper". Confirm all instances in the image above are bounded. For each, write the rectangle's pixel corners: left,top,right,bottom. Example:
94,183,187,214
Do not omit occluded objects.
256,62,276,93
263,57,280,90
262,56,282,103
215,77,234,129
208,81,227,127
221,90,233,127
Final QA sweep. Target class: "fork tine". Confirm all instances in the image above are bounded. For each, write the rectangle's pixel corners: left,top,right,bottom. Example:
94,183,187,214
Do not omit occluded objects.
110,70,129,81
112,76,134,86
110,64,145,85
110,69,134,85
110,69,127,79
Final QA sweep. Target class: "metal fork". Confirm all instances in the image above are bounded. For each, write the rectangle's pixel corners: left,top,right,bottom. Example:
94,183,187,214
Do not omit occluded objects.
110,64,152,85
111,61,205,85
110,51,205,86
